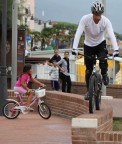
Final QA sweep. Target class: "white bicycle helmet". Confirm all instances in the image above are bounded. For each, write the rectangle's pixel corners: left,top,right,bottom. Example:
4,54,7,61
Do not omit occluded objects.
91,1,104,14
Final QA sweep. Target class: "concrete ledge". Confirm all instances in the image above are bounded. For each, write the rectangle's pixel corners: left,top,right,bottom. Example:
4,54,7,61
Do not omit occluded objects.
101,95,113,99
72,118,98,128
7,90,122,144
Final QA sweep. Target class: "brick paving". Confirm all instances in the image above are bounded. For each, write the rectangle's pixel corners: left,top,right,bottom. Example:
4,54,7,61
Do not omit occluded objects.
0,113,71,144
0,98,122,144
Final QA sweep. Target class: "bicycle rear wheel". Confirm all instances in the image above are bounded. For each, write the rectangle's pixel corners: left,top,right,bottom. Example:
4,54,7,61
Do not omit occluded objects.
89,76,96,113
95,74,102,110
3,101,20,119
38,102,51,119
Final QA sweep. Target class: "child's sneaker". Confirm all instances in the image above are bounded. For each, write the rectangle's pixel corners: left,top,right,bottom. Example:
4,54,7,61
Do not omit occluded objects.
26,107,34,111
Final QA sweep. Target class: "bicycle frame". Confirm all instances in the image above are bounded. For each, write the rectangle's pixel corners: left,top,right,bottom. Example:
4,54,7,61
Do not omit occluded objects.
92,64,100,74
6,88,45,114
29,96,44,107
3,86,51,119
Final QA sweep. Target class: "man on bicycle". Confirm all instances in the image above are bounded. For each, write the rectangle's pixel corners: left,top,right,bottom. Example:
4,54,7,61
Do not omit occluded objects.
72,1,119,100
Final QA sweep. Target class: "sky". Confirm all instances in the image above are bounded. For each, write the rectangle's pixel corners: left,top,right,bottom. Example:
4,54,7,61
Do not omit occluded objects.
35,0,122,34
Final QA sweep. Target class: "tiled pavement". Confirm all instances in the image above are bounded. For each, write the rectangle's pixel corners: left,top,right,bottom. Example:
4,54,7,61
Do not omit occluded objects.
0,98,122,144
0,114,71,144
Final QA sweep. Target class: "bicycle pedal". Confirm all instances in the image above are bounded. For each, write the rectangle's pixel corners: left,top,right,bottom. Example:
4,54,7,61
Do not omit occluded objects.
21,110,29,114
30,110,34,112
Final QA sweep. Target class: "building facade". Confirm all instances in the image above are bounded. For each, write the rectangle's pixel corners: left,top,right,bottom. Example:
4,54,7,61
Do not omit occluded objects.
18,0,35,31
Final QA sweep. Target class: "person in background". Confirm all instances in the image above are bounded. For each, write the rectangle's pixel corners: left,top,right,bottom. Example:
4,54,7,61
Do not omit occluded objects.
41,37,46,50
56,51,72,93
47,48,62,85
14,64,45,111
47,49,61,66
25,49,30,57
49,60,60,91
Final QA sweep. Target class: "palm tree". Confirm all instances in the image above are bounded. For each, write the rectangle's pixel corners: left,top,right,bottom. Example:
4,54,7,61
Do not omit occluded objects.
0,0,27,29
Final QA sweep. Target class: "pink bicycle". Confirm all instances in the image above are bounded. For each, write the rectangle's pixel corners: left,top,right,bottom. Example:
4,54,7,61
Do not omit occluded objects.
3,87,51,119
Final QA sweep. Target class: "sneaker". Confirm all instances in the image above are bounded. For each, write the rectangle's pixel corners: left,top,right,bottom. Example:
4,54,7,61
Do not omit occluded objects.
84,92,89,100
102,74,109,86
26,107,34,111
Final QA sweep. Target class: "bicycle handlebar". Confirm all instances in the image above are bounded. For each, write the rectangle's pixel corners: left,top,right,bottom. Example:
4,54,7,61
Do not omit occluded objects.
38,85,46,89
32,85,46,92
77,52,107,60
77,51,121,61
111,56,122,62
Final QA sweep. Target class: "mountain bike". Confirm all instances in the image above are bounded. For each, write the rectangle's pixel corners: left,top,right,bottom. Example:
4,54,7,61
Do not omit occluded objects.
87,55,122,113
73,51,108,113
3,86,51,119
87,55,103,113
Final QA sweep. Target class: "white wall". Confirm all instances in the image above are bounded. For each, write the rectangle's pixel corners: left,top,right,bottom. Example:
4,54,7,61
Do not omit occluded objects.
30,49,78,81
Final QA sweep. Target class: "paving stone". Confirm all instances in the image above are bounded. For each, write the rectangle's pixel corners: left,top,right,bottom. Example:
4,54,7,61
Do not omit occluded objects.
0,113,71,144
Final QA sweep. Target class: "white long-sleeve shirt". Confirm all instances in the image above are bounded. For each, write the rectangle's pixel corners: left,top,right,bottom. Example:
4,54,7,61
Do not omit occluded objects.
73,14,118,51
49,66,59,80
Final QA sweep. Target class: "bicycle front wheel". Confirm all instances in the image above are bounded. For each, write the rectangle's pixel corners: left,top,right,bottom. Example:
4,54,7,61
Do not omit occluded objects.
89,76,96,113
3,101,20,119
95,74,102,110
38,102,51,119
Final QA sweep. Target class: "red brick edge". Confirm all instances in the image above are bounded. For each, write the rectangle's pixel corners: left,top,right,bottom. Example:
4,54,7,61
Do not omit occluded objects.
8,90,122,144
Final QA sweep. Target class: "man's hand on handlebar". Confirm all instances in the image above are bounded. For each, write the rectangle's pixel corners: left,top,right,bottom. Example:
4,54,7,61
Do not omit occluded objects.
113,50,119,57
39,84,46,88
72,49,83,59
72,49,78,55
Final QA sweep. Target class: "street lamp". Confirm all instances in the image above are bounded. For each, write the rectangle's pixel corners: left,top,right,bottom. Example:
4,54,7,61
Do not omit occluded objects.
0,0,7,115
43,20,51,28
11,0,18,89
30,14,51,29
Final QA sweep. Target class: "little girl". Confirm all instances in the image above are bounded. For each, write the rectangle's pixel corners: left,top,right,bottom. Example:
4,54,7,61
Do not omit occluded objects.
14,64,45,111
